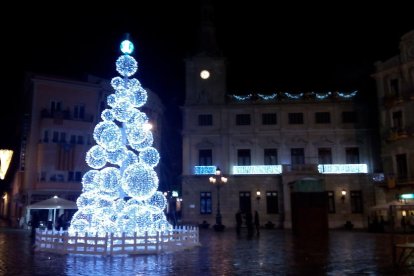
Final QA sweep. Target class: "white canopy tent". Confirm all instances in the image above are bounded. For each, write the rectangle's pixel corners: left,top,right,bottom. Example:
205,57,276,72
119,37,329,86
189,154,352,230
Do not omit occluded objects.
25,196,77,229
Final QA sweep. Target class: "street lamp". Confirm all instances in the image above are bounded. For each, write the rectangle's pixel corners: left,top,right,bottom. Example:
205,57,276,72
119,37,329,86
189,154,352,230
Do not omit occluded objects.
341,189,347,203
209,167,228,231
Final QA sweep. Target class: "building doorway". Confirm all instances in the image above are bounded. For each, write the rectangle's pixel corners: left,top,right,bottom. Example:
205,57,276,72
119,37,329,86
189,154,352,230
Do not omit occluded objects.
290,178,328,236
239,191,251,214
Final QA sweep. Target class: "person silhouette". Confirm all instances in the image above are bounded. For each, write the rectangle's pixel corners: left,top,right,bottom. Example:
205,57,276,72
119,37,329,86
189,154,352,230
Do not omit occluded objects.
245,211,253,237
235,210,243,235
254,211,260,236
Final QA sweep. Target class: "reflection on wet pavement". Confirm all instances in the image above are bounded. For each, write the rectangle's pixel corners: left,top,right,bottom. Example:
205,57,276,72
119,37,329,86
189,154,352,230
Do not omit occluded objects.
1,224,414,275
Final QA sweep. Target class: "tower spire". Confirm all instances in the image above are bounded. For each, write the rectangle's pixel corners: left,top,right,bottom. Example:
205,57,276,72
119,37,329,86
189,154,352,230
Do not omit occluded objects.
197,0,221,56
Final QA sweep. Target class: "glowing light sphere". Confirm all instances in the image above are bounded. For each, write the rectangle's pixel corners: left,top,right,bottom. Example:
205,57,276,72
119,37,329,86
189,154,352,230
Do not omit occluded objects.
139,147,160,167
121,165,158,200
147,191,167,212
112,101,135,122
126,127,147,145
98,167,121,193
110,77,125,91
107,94,117,107
116,55,137,77
82,170,100,192
120,39,134,54
76,192,96,208
107,147,128,166
130,131,153,151
126,110,148,126
93,121,123,152
85,145,107,169
130,86,148,108
122,150,139,168
101,109,115,121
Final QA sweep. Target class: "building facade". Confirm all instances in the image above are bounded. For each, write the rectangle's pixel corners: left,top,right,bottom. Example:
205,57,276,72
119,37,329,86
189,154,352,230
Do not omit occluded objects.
180,2,377,230
372,30,414,202
5,74,163,226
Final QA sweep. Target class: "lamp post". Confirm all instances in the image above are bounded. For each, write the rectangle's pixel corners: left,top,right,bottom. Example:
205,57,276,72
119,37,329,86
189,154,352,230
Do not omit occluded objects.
209,167,227,231
341,189,347,203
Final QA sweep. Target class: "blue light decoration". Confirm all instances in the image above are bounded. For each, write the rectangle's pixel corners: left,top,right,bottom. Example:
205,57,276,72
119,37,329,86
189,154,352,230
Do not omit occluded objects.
230,94,252,101
257,93,277,100
284,92,304,99
312,91,332,100
317,164,368,174
232,165,282,175
336,90,358,98
194,166,217,175
68,39,172,237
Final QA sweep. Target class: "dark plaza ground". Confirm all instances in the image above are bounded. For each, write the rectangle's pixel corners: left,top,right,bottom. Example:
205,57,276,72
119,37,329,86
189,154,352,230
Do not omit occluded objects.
1,219,414,276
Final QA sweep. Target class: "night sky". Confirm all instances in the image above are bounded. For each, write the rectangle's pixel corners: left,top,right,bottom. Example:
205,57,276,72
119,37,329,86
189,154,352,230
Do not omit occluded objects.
0,2,413,182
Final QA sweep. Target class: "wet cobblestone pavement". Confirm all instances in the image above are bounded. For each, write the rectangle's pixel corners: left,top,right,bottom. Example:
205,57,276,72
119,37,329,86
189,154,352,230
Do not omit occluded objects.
1,221,414,275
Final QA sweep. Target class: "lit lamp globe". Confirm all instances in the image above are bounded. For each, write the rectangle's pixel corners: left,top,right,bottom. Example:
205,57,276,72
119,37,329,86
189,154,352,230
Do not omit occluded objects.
120,40,134,55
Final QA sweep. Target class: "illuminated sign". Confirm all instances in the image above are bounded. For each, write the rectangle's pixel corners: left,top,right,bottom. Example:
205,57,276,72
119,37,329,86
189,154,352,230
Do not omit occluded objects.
401,194,414,199
194,166,217,175
233,165,282,175
318,164,368,174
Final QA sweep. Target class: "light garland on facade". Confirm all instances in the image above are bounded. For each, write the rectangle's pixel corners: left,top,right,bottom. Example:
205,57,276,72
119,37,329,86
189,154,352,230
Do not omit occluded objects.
318,164,367,174
68,39,172,237
229,90,357,102
232,165,282,175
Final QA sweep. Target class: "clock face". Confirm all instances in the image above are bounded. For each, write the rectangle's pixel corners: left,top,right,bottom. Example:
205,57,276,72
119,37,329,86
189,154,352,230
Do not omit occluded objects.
200,70,210,79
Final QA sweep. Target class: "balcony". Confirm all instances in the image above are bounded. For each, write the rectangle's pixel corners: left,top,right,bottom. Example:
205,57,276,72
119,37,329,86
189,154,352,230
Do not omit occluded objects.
387,127,409,142
383,95,404,109
40,109,94,123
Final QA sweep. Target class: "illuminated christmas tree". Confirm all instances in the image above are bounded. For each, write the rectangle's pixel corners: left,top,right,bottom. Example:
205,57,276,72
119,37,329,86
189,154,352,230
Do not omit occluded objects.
68,38,172,237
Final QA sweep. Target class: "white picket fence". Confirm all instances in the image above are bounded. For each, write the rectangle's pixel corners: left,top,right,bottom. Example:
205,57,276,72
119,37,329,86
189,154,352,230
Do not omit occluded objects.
35,226,200,255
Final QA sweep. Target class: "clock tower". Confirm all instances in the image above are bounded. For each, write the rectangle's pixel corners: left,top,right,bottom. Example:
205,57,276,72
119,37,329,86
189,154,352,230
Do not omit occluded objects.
184,0,227,105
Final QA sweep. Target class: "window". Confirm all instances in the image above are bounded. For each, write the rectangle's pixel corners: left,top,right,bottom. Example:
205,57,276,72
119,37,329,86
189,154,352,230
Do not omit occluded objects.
345,147,359,164
68,171,74,182
264,149,278,165
342,111,357,123
69,135,76,144
396,154,408,180
198,114,213,126
43,130,49,143
392,111,403,130
60,132,66,143
236,114,251,125
239,192,251,213
200,192,212,214
315,112,330,124
318,148,332,164
262,113,277,125
327,191,335,213
77,135,84,145
288,113,304,124
390,78,400,97
266,191,279,214
51,101,62,114
52,131,59,143
291,148,304,165
237,149,251,165
75,171,82,181
74,104,85,119
350,191,363,213
199,149,212,166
